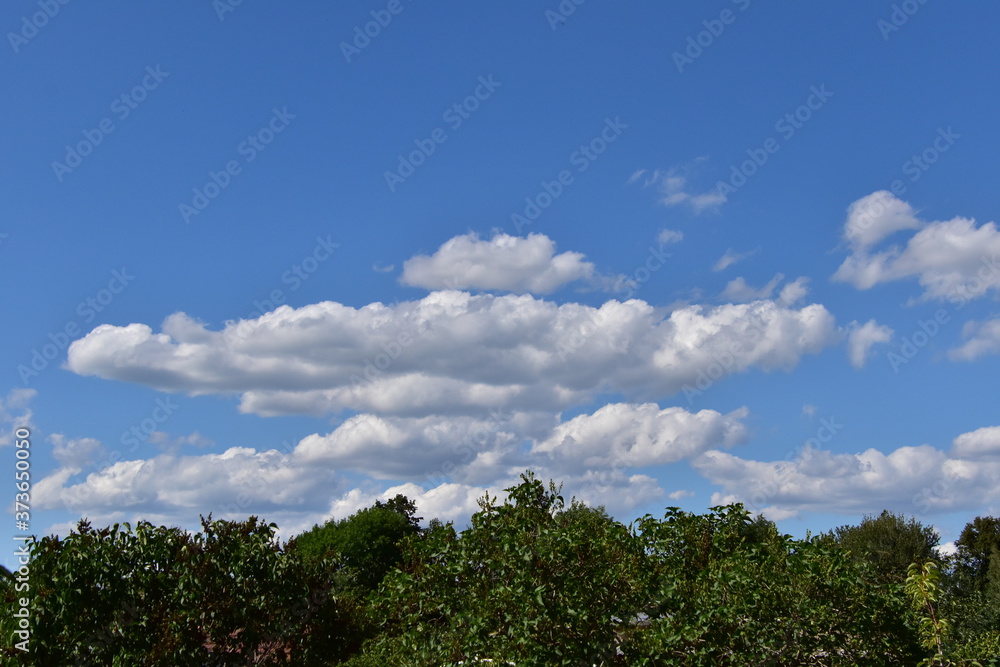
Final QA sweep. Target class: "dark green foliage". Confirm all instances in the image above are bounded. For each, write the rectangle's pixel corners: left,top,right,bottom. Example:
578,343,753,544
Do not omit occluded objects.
293,494,421,593
956,516,1000,591
830,509,940,583
7,476,1000,665
0,516,355,666
938,516,1000,663
628,505,922,666
371,472,648,666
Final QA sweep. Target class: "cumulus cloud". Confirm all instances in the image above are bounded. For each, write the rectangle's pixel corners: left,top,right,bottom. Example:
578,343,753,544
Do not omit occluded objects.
693,424,1000,517
67,292,839,418
400,232,601,294
532,403,749,472
950,426,1000,460
949,318,1000,361
294,411,552,483
846,319,894,369
843,190,922,251
833,192,1000,301
35,401,753,535
35,445,338,517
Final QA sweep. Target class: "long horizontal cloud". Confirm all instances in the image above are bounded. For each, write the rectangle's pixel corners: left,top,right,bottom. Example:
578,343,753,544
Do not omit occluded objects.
35,402,753,533
694,425,1000,518
66,292,839,417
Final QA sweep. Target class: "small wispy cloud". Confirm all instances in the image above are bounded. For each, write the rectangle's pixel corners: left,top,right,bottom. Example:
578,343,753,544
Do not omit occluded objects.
712,247,758,272
657,229,684,245
629,164,726,214
846,319,894,369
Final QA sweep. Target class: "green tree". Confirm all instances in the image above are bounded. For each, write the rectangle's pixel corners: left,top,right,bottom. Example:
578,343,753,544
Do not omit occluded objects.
0,516,355,666
293,494,422,593
955,516,1000,592
941,516,1000,664
372,472,648,666
628,505,921,666
830,509,940,583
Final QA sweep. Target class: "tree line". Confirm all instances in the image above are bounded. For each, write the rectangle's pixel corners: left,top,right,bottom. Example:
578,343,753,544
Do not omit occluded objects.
2,471,999,665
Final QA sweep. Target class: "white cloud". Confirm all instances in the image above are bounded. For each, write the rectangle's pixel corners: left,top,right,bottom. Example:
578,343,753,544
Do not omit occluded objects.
294,411,551,483
951,426,1000,460
67,293,839,418
721,274,785,302
400,232,599,293
693,424,1000,517
49,434,107,471
846,319,894,369
0,388,36,446
712,248,758,272
720,275,809,306
531,403,749,472
936,541,958,557
668,489,694,500
843,190,922,251
632,167,725,214
949,318,1000,361
34,401,752,535
35,445,338,517
779,278,811,306
833,192,1000,301
657,229,684,245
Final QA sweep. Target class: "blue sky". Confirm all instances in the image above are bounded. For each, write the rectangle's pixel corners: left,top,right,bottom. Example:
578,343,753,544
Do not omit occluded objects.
3,1,1000,569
